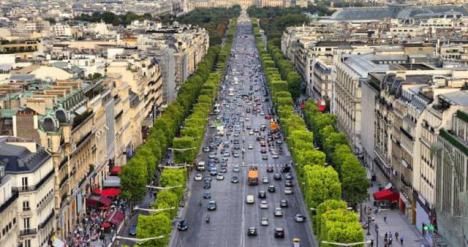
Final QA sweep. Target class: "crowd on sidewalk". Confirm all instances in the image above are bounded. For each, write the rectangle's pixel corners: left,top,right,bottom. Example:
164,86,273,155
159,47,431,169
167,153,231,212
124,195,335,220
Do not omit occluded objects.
67,198,127,247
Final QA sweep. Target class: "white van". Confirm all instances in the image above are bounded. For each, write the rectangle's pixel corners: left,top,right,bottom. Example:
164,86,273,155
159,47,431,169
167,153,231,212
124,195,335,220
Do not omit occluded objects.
197,161,205,171
246,195,255,204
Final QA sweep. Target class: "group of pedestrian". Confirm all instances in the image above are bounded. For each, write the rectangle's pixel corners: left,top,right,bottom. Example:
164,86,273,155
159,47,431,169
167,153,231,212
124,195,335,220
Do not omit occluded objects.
384,231,404,246
68,198,127,247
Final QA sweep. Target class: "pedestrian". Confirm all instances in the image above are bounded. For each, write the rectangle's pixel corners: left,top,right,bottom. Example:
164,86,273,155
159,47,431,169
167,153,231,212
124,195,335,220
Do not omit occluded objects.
389,238,393,245
384,216,387,223
385,232,388,239
395,232,399,240
400,236,404,245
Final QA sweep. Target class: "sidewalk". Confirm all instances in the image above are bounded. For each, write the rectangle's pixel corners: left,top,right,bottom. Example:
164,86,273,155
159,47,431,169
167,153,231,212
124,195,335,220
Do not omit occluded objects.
363,180,430,247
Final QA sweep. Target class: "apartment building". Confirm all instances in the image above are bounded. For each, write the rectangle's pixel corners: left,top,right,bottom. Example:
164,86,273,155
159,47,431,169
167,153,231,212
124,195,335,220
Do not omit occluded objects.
363,67,468,243
435,110,468,247
0,171,19,247
0,137,55,247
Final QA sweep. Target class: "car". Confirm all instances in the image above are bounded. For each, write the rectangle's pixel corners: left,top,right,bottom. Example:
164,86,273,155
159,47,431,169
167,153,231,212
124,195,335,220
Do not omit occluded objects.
258,190,266,199
280,199,288,208
207,200,217,211
276,139,283,144
203,191,211,199
260,200,268,209
294,214,306,223
233,165,240,173
217,174,225,180
268,185,276,193
209,153,216,159
274,228,285,238
262,176,269,184
246,195,255,204
210,170,218,176
248,144,253,150
233,152,240,158
220,167,227,173
285,173,293,180
203,183,211,190
260,148,267,154
273,173,282,180
177,220,189,231
203,177,212,183
194,174,203,181
129,224,137,236
223,152,230,157
260,217,269,226
262,155,268,160
231,176,239,183
272,153,279,159
249,130,254,135
282,166,291,173
247,227,257,236
284,188,294,195
285,180,294,187
274,208,283,217
266,166,274,173
203,146,210,152
292,238,301,247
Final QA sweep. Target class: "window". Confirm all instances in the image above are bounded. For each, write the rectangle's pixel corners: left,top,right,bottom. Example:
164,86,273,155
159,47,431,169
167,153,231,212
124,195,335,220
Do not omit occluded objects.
21,177,28,190
23,201,30,211
23,218,30,229
25,239,31,247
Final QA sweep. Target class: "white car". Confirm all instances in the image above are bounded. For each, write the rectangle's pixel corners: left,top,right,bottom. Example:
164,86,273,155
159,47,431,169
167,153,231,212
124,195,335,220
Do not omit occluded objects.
284,188,294,195
260,200,268,209
216,174,224,181
248,144,253,150
194,174,203,181
246,195,255,204
260,217,269,226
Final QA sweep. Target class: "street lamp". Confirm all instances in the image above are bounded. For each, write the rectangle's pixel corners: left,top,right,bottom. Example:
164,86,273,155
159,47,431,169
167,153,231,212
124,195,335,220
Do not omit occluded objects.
115,235,165,243
146,185,183,190
133,206,175,213
321,240,371,246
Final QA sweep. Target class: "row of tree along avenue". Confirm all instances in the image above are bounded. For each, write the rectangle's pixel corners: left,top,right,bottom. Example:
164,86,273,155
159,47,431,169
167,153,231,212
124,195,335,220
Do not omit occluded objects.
119,16,237,247
252,18,367,246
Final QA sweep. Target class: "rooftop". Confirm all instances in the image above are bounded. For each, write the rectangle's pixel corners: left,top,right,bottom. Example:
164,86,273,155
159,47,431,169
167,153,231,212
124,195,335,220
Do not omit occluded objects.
0,137,50,173
329,4,468,21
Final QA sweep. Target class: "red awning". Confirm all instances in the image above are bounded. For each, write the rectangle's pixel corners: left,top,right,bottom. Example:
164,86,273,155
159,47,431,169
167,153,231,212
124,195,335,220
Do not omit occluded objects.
373,189,399,202
86,195,112,208
106,211,125,226
93,188,121,197
110,166,121,175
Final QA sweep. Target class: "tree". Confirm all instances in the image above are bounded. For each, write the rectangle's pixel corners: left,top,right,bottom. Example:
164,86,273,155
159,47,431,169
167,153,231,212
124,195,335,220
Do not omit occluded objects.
341,157,369,207
303,165,341,209
315,199,348,235
137,213,172,247
120,161,147,203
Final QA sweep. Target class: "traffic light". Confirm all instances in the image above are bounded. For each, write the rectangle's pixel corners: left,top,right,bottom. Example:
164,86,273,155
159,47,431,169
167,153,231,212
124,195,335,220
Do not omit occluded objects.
423,224,435,232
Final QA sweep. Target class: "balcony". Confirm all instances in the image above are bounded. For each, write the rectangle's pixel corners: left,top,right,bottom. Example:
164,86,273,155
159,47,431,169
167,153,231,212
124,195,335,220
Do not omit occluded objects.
13,170,54,193
38,210,54,229
0,192,18,214
19,228,37,236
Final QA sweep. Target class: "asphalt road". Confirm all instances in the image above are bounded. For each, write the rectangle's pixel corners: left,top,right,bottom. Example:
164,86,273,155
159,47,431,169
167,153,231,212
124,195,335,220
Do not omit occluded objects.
168,11,316,247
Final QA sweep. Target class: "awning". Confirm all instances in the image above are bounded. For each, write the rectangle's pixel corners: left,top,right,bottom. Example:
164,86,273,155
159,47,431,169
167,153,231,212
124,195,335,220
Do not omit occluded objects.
373,189,399,202
106,211,125,226
103,176,121,188
110,166,121,175
93,188,121,197
86,195,112,208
